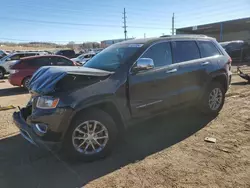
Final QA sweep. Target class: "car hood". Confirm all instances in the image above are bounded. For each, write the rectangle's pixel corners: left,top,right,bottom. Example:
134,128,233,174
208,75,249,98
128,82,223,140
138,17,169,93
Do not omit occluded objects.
28,66,113,95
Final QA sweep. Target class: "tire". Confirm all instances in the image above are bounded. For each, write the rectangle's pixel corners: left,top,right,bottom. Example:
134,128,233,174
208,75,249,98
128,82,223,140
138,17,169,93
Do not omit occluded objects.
22,77,31,90
0,68,5,79
199,82,225,115
62,108,118,161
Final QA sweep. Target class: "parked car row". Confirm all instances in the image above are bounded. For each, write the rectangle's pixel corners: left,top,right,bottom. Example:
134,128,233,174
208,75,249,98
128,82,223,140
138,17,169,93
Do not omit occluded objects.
8,55,77,89
71,52,96,65
0,48,100,79
0,52,42,79
13,35,231,161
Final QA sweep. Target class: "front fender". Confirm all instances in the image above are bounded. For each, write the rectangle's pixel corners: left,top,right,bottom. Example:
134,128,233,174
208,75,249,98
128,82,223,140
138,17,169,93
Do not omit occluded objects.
72,94,118,112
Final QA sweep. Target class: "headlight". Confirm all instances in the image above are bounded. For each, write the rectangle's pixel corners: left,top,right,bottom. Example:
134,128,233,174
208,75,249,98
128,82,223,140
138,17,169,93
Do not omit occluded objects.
36,96,59,109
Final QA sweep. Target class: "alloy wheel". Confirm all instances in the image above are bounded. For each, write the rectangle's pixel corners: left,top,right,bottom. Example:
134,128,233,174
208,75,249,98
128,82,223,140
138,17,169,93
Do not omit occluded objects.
72,120,109,155
24,78,30,89
208,88,223,111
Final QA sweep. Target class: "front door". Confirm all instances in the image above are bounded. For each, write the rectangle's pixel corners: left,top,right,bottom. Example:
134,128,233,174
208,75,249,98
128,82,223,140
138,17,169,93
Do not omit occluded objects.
129,41,181,118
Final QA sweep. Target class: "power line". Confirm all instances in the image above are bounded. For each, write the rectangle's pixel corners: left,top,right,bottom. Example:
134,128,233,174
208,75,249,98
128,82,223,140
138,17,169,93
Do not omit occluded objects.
0,16,170,30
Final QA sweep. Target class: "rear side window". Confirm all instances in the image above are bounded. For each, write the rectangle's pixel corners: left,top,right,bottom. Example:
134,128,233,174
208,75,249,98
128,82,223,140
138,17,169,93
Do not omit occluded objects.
53,57,73,66
227,42,244,51
172,41,200,63
198,41,221,58
24,53,38,57
29,57,51,67
141,42,172,67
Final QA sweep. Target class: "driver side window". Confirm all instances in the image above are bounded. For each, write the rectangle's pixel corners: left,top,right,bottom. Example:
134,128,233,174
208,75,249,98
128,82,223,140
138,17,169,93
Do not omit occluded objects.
141,42,172,67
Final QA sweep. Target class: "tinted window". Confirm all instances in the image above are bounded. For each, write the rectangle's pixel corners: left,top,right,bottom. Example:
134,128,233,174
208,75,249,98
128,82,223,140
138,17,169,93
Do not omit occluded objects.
227,42,244,51
24,53,38,57
31,57,51,67
10,54,21,60
172,41,200,63
53,57,73,66
198,41,220,58
141,42,172,67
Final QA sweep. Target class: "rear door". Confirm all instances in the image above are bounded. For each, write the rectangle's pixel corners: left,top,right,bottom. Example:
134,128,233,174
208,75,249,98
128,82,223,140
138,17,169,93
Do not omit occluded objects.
129,41,181,118
171,40,204,103
29,57,52,70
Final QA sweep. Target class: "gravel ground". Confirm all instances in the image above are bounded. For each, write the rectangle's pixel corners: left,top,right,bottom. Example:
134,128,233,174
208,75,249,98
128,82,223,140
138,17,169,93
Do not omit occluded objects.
0,67,250,188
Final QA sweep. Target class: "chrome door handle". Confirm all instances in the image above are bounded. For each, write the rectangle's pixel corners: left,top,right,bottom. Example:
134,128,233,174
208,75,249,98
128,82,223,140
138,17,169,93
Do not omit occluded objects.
166,68,177,73
201,62,210,66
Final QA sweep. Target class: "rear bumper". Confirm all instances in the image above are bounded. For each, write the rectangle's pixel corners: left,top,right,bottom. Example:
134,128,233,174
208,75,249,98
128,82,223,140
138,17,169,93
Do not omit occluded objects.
13,110,61,151
8,73,23,86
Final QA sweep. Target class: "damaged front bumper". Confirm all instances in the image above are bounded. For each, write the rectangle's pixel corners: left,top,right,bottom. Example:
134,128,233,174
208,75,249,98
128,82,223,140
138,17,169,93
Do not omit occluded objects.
13,108,62,151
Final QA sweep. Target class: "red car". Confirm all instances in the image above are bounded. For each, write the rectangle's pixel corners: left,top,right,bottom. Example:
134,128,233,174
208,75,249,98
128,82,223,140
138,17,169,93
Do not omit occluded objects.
9,55,78,89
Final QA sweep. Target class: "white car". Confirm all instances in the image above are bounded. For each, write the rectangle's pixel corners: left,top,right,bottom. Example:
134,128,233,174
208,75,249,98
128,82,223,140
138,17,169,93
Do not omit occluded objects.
71,53,95,65
0,52,40,79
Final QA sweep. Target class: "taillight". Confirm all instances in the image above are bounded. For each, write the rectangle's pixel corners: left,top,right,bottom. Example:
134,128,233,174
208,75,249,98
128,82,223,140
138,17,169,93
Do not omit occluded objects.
229,57,232,64
228,57,232,71
9,69,19,74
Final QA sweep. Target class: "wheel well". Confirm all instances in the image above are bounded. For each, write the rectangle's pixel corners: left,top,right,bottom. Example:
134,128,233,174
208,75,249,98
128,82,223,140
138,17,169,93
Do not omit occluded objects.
211,75,228,91
22,76,31,85
72,102,125,133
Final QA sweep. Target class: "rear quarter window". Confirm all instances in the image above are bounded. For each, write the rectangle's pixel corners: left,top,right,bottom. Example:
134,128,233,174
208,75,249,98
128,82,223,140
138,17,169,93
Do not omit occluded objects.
198,41,221,58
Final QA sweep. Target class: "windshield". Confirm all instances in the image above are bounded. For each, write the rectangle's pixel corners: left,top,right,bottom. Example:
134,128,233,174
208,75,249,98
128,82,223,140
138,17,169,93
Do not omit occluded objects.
0,54,13,61
84,43,142,71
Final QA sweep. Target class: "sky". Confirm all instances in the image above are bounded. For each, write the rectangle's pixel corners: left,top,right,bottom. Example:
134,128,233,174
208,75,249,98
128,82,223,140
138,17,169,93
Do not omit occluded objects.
0,0,250,44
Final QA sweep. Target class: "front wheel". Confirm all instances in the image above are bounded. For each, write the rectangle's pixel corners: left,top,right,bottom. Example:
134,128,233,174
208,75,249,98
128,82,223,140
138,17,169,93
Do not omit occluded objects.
200,82,225,115
62,109,118,161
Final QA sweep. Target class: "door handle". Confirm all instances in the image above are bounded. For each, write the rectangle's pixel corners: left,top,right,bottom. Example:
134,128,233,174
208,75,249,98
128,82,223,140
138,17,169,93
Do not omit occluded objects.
166,68,177,74
201,62,210,66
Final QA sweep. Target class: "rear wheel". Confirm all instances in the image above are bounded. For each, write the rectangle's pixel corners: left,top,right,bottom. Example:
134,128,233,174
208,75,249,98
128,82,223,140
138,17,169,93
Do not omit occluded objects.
62,108,118,161
22,77,31,90
200,82,225,115
0,68,5,79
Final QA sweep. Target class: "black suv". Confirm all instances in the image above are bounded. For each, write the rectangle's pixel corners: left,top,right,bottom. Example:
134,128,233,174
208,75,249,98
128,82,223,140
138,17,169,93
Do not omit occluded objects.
220,40,250,62
55,49,76,58
13,35,232,161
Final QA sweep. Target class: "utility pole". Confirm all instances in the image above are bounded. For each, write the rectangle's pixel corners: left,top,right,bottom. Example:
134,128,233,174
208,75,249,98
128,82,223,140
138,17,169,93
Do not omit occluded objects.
172,13,175,35
123,8,127,40
144,33,146,38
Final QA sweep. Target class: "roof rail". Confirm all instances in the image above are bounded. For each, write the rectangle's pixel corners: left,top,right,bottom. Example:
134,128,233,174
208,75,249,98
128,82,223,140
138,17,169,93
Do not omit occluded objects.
160,34,208,38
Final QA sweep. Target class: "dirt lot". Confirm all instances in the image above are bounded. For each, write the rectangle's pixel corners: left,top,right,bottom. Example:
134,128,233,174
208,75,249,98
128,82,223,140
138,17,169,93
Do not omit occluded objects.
0,67,250,188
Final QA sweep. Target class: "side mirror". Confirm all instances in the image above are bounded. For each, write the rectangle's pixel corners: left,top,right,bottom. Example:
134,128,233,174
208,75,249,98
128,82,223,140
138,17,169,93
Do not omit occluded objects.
132,58,154,73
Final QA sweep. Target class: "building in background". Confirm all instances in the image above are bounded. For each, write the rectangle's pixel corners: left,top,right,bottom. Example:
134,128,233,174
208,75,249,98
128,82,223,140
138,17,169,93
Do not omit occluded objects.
101,38,134,48
176,17,250,43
